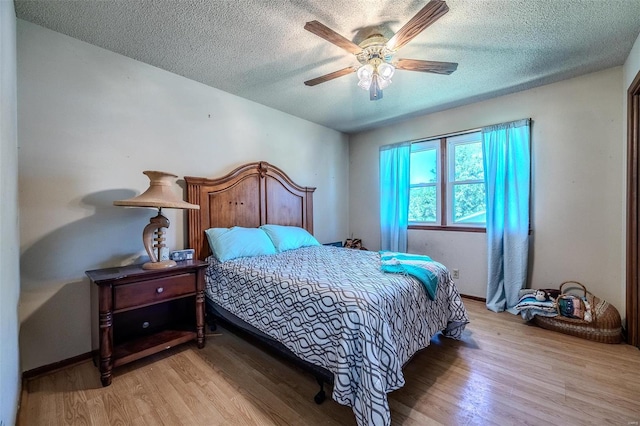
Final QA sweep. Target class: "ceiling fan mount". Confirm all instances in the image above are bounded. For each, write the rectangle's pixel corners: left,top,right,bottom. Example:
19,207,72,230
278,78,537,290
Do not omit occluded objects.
303,0,458,101
356,34,393,65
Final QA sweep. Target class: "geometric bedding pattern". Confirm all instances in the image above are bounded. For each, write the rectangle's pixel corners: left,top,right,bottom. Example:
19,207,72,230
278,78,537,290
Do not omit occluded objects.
205,246,469,426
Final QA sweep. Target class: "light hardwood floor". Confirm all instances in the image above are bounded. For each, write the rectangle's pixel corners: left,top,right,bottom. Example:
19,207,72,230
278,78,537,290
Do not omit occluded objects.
18,299,640,425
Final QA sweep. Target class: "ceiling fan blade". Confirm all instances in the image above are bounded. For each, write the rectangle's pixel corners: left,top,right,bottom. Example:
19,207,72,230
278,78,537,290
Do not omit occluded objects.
304,21,362,55
387,0,449,51
304,67,357,86
394,58,458,75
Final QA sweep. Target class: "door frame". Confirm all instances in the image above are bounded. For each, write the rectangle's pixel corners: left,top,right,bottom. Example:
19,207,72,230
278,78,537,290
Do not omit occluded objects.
626,69,640,347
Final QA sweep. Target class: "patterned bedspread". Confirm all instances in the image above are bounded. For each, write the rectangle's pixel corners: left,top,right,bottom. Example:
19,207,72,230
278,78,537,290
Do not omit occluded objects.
204,245,468,426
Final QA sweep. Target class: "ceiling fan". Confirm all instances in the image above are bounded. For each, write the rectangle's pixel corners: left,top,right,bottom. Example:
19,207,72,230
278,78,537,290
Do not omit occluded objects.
304,0,458,101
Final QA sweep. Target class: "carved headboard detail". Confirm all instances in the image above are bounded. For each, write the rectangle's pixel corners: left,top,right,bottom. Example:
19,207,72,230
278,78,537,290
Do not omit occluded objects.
184,161,316,260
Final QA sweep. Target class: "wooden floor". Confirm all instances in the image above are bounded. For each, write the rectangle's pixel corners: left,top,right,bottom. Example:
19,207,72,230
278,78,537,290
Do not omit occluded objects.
18,299,640,425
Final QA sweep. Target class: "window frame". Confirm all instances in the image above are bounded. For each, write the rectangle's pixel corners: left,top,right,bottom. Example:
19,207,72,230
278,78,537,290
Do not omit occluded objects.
408,139,441,225
446,132,485,228
408,130,486,232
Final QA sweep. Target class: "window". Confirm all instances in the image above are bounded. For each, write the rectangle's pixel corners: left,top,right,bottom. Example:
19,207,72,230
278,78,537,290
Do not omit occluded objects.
409,140,440,224
409,131,486,229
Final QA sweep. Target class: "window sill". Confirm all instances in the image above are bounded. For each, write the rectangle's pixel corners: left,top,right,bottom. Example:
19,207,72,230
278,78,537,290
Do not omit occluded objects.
408,225,486,233
408,225,533,235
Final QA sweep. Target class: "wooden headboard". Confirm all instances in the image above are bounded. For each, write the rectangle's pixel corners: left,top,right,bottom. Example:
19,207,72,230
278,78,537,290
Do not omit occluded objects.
185,161,316,260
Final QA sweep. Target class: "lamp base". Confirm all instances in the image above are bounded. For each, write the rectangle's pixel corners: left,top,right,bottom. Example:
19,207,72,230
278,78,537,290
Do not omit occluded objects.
142,259,177,270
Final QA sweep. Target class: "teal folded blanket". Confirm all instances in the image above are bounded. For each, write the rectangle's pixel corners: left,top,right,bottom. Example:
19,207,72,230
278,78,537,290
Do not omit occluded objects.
379,251,438,300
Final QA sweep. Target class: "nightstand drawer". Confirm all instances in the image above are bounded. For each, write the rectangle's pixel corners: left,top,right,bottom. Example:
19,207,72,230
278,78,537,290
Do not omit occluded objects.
114,273,195,311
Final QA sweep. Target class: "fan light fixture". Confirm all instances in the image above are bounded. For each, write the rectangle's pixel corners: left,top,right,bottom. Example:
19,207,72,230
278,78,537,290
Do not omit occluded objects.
357,61,395,100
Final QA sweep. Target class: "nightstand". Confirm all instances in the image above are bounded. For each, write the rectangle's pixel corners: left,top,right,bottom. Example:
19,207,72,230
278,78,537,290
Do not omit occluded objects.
86,260,208,386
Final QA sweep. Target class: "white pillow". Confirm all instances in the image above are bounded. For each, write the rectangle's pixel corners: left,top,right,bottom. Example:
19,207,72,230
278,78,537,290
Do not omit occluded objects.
205,227,276,262
259,224,320,252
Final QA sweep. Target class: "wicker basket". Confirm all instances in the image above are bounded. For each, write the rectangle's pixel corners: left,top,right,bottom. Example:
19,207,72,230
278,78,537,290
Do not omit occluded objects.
532,281,623,344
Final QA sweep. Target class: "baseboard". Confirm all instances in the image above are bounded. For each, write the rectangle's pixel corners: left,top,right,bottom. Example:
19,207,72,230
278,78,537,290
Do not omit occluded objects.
22,350,96,381
461,293,486,302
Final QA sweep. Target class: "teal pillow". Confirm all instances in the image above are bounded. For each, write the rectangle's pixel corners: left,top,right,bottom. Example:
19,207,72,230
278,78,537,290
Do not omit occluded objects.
205,227,277,262
260,224,320,252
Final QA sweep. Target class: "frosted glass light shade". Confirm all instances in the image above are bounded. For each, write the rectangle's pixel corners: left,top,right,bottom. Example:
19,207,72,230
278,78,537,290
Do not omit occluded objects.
358,77,372,90
378,77,391,90
357,64,375,90
357,64,374,81
357,62,394,98
378,62,395,80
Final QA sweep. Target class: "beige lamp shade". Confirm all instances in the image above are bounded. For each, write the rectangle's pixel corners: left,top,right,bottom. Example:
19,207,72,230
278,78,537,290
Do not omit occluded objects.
114,171,199,270
114,171,200,210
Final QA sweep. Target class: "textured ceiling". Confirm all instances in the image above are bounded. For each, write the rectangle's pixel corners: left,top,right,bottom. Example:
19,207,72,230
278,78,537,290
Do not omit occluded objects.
14,0,640,134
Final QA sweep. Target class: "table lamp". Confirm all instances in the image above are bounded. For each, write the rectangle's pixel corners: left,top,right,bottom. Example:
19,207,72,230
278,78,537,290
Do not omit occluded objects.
114,171,200,270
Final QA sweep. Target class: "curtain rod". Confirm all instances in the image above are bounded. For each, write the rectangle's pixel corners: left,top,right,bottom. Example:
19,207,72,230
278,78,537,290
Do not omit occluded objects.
400,127,479,145
403,117,532,144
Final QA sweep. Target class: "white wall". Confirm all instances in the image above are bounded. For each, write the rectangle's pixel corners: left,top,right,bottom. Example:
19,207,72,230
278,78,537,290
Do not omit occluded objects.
0,1,21,424
17,20,349,371
350,67,625,314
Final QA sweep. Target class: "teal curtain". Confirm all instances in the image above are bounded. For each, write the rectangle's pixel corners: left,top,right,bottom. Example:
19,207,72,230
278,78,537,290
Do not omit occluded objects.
379,142,411,252
482,119,531,313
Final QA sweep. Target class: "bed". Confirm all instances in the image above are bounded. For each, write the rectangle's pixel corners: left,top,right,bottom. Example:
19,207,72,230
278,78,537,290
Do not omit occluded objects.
185,161,468,426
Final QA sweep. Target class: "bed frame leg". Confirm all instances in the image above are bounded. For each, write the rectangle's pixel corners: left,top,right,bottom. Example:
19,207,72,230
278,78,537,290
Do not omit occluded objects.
314,378,326,404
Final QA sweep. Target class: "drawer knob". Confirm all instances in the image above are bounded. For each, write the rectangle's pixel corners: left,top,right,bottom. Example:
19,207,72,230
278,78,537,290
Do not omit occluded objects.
142,321,150,329
156,287,164,294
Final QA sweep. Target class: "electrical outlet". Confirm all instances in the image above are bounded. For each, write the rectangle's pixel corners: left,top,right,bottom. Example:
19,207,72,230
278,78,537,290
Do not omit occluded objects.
452,269,459,279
